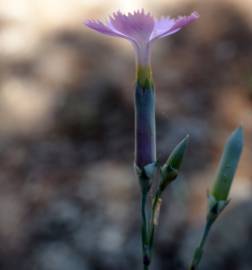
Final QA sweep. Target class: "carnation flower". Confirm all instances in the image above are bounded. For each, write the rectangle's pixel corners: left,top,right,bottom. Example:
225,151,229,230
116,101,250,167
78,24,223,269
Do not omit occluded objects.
85,9,199,169
85,9,199,68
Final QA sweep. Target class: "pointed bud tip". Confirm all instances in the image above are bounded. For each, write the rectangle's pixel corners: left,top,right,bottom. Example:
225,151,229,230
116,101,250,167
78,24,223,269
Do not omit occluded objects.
228,126,244,152
182,134,190,144
168,134,190,168
172,134,189,155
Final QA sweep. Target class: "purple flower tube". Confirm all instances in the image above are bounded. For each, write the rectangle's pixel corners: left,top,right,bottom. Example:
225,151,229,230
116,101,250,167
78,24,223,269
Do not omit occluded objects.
135,78,156,169
85,9,199,173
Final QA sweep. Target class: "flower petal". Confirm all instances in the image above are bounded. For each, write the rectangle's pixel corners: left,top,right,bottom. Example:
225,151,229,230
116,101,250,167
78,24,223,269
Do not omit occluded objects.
110,9,155,46
150,11,199,41
85,19,127,39
150,17,176,40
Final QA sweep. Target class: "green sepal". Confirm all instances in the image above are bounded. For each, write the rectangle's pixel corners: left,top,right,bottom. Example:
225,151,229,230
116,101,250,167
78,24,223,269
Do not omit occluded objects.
135,162,157,192
159,135,189,192
159,166,178,192
207,193,230,222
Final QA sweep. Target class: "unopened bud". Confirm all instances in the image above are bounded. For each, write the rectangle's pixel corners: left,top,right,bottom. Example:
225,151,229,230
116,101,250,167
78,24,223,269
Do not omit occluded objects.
160,135,189,192
211,127,243,201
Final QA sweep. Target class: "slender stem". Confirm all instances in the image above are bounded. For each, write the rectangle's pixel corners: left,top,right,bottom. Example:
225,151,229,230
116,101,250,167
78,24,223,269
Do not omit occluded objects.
141,189,150,269
141,191,148,246
144,265,149,270
198,221,212,250
189,218,214,270
149,189,162,251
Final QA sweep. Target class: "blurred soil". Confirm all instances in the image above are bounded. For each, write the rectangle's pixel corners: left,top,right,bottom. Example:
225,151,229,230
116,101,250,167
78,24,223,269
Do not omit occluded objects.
0,1,252,270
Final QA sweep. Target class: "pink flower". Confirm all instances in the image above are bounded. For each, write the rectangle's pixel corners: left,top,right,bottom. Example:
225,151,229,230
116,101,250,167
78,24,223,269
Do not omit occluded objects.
85,9,199,66
85,9,199,171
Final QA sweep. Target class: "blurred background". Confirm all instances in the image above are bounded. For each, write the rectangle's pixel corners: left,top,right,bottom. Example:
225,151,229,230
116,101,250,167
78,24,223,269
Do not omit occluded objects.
0,0,252,269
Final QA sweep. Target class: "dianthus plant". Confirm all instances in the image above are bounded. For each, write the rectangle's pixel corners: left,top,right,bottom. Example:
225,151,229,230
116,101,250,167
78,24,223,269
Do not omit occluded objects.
85,9,243,270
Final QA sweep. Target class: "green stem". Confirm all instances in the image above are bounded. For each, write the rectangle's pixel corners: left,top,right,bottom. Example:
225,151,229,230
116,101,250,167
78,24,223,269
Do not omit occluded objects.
189,218,214,270
144,265,149,270
149,189,162,251
141,189,150,268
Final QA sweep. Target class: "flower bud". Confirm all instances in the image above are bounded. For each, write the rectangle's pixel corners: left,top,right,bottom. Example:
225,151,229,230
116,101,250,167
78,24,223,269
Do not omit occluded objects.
211,127,243,201
160,135,189,192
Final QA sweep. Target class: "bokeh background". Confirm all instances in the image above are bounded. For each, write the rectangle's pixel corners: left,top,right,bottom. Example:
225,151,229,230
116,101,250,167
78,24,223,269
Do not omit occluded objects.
0,0,252,269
